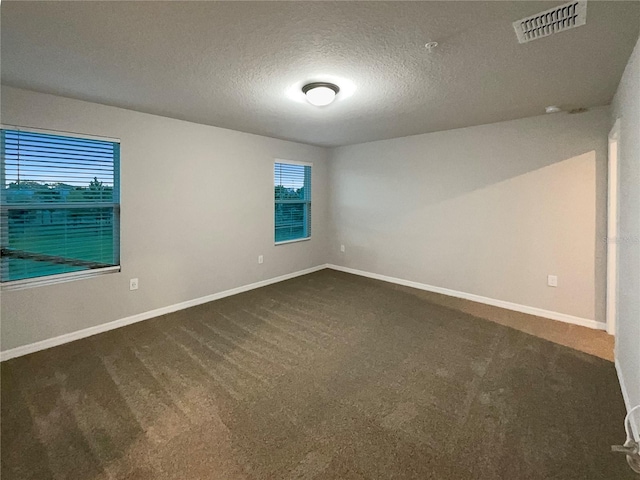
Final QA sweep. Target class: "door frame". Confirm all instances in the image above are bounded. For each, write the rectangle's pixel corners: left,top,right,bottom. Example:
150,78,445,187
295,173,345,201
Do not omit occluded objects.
606,119,621,336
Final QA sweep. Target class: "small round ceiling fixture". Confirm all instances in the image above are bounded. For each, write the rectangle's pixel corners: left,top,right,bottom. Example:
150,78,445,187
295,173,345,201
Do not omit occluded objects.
302,82,340,106
545,105,562,114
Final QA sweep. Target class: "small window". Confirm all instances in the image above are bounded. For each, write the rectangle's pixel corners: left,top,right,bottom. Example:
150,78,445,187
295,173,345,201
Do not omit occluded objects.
1,127,120,288
274,160,311,244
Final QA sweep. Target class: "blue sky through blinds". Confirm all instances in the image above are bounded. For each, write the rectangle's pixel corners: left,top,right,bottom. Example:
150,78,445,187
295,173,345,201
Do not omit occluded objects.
274,162,305,190
3,130,116,188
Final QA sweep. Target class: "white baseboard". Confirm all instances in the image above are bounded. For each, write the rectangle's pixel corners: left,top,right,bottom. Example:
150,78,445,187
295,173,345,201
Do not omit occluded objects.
326,264,606,330
0,264,329,362
615,357,640,442
1,262,606,361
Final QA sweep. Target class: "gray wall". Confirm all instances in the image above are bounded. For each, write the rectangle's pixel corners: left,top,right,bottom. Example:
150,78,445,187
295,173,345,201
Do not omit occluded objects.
612,35,640,430
0,86,329,351
0,85,619,368
328,108,610,324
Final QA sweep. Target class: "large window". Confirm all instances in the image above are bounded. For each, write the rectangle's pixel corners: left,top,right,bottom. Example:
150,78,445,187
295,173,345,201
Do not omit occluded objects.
1,127,120,287
274,160,311,243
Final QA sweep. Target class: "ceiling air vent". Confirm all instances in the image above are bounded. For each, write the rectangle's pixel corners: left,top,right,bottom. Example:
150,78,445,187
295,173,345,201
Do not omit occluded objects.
513,1,587,44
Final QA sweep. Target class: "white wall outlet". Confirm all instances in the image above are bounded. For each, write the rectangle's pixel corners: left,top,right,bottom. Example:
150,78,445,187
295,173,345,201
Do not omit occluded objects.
258,255,264,264
340,244,345,252
547,275,558,287
130,278,139,290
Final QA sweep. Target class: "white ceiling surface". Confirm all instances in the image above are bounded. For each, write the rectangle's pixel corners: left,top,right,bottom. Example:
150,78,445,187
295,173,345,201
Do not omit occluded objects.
2,1,639,147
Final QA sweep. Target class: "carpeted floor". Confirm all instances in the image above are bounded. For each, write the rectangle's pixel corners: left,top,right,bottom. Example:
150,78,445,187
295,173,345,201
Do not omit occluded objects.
1,269,632,479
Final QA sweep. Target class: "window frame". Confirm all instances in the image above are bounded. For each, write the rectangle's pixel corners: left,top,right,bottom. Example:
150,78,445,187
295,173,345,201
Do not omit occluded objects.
273,158,312,246
0,124,121,291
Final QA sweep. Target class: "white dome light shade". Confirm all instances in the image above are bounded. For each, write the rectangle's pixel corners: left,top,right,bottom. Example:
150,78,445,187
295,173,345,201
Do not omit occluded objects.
302,82,340,106
306,86,335,106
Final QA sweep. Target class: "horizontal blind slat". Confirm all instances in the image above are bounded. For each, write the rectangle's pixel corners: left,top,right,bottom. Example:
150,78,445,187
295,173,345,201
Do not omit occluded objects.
4,130,115,149
4,148,115,160
4,159,115,170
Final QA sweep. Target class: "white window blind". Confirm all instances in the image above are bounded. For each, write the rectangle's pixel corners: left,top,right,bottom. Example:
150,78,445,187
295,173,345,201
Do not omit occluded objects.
1,127,120,286
274,161,311,243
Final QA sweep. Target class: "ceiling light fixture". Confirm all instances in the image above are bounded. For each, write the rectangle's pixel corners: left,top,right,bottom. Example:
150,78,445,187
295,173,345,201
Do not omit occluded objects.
302,82,340,106
545,105,562,114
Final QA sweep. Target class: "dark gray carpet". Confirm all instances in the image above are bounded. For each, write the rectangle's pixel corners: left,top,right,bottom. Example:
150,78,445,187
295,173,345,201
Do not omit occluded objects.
1,269,632,479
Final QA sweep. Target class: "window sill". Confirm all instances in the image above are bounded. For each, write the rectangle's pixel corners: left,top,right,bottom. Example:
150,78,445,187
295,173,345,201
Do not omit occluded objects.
275,237,311,246
1,266,120,291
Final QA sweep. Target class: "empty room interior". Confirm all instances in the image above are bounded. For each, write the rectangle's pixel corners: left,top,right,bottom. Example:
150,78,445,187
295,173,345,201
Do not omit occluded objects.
1,1,640,478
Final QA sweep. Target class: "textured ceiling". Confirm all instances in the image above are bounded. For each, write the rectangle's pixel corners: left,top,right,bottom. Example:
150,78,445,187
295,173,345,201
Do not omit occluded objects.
2,1,639,147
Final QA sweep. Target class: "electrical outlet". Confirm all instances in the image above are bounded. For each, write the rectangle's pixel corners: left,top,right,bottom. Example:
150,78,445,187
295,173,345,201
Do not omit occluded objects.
340,244,345,253
547,275,558,287
258,255,264,264
130,278,139,290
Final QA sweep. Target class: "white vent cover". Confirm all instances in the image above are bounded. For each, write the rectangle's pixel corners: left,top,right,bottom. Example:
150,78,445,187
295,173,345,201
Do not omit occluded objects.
513,1,587,44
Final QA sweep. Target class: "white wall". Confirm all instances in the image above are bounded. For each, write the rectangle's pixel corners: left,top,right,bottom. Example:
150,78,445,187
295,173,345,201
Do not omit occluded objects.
611,34,640,434
0,86,329,352
328,108,610,326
